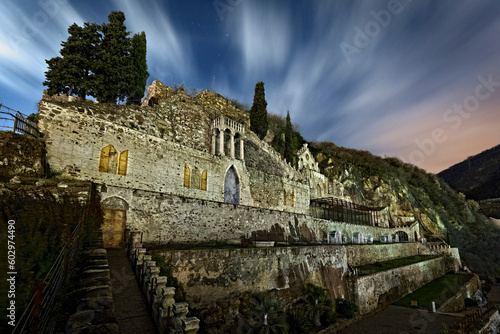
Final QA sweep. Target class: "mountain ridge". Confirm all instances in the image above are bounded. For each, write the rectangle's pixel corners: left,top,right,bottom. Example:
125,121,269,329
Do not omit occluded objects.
438,144,500,201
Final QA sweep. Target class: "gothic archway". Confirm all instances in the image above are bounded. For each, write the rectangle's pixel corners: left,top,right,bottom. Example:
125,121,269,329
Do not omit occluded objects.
224,166,240,204
101,196,129,248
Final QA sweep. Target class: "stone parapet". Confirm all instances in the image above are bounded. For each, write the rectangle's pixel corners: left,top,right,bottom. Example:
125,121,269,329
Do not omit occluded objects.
128,241,199,334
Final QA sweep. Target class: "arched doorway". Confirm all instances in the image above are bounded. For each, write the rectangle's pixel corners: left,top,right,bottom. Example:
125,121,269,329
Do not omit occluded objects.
396,231,409,242
102,196,129,248
224,166,240,204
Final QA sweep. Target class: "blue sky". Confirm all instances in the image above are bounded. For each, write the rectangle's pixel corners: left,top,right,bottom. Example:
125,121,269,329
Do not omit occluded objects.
1,0,500,173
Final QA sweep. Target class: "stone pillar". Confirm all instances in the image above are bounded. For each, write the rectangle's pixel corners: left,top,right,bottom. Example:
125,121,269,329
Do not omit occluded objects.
145,266,161,304
160,286,176,317
240,138,244,160
183,317,200,334
170,302,189,334
230,133,235,159
153,276,168,308
142,260,157,295
211,132,216,155
135,248,147,276
219,129,224,156
157,286,176,334
129,242,143,263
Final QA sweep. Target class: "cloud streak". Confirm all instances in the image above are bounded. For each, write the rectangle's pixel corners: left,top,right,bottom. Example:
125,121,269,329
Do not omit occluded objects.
1,0,499,173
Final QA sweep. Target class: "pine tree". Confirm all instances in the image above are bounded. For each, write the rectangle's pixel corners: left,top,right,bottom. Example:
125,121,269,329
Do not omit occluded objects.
44,11,145,104
249,81,268,139
43,22,100,99
284,110,294,164
94,11,131,103
126,32,149,105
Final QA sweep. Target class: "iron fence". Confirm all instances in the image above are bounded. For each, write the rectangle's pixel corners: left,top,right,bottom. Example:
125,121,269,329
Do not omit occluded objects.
0,103,41,137
310,197,381,226
12,219,84,334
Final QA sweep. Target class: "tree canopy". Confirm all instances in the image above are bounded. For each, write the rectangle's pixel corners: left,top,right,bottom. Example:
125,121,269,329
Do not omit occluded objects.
249,81,269,139
44,11,148,104
284,111,294,164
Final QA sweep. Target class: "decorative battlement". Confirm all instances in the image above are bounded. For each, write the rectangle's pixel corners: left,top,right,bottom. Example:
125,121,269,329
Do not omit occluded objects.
297,143,309,156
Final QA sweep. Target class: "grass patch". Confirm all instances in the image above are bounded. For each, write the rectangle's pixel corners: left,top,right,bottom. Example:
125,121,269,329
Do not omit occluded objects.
393,273,474,309
356,255,438,276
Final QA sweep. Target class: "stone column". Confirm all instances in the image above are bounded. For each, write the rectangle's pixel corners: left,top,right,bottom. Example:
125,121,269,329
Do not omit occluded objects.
240,138,244,160
160,286,176,317
183,317,200,334
219,129,224,156
230,133,235,159
170,302,189,334
211,132,216,155
135,249,147,277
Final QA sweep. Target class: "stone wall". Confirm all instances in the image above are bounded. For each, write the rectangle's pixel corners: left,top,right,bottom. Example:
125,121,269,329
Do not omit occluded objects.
159,246,348,307
38,97,312,214
352,257,448,314
346,243,420,267
0,131,46,180
419,244,462,272
438,274,480,313
100,185,418,244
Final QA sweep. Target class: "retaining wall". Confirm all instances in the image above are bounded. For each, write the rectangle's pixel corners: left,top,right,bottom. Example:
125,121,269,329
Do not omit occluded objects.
352,257,448,314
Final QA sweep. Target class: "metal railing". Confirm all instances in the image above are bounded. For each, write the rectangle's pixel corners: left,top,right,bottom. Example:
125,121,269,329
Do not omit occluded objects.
310,197,381,226
12,219,84,334
0,103,41,137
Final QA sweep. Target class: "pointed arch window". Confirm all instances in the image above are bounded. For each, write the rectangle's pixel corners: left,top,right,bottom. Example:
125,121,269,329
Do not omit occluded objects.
99,145,118,174
118,150,128,176
184,164,191,188
201,170,208,191
283,190,287,206
191,167,201,190
224,166,240,204
291,191,295,207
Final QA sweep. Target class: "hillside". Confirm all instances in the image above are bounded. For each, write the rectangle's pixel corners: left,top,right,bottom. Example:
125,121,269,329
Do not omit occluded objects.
265,117,500,279
438,144,500,201
315,142,500,278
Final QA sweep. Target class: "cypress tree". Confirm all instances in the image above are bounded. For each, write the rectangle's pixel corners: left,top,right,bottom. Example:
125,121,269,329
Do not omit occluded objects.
284,110,294,164
94,11,131,103
126,32,149,105
250,81,269,139
43,22,100,99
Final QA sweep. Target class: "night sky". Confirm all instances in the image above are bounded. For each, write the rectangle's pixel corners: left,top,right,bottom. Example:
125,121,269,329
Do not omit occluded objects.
1,0,500,173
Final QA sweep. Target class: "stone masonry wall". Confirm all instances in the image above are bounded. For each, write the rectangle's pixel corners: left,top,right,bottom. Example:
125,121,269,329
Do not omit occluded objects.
353,257,447,314
158,246,349,309
0,131,46,180
437,274,480,313
101,185,418,244
346,243,420,267
38,98,311,214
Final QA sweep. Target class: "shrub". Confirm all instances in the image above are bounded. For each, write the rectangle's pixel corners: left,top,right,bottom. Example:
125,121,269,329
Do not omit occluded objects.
336,299,357,318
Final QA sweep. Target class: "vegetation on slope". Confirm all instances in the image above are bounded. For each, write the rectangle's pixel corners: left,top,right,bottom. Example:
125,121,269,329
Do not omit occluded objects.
438,144,500,201
264,113,500,280
0,184,102,330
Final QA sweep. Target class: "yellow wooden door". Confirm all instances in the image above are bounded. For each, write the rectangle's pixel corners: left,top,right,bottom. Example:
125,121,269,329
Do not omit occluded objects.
102,209,126,248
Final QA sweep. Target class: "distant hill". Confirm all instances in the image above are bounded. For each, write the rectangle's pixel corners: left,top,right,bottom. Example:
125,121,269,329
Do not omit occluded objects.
438,144,500,201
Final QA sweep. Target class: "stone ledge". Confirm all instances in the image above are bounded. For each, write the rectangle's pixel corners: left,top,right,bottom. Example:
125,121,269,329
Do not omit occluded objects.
254,241,275,247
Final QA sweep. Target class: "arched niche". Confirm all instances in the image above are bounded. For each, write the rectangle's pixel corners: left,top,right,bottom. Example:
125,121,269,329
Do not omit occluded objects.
224,165,240,205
